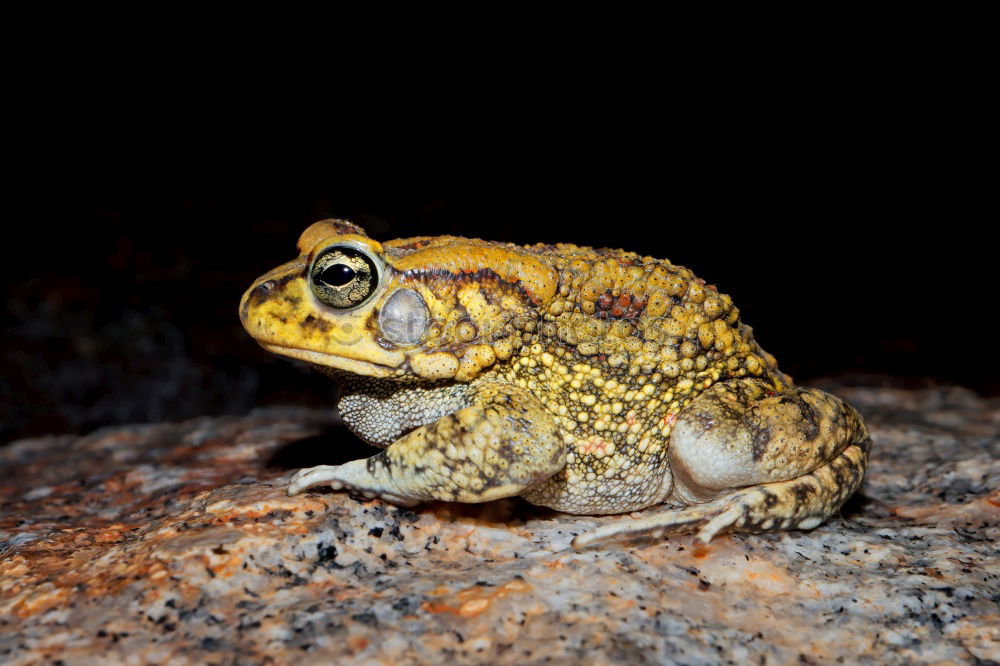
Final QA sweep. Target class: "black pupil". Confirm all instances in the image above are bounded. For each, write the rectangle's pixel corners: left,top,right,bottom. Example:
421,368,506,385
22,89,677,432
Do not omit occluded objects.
320,264,355,287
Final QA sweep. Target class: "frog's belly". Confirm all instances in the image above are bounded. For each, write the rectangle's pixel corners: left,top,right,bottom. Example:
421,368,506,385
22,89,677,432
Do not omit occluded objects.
520,439,672,515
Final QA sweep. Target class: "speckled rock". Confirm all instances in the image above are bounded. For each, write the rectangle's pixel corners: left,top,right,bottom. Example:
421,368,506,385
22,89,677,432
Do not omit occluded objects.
1,387,998,665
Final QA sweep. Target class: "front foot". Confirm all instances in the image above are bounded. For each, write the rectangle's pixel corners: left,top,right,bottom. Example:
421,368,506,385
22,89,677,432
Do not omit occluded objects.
289,383,566,510
286,462,419,506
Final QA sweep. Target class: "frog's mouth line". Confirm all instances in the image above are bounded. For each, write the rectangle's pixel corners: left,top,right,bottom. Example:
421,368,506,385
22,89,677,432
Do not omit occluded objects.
262,344,401,378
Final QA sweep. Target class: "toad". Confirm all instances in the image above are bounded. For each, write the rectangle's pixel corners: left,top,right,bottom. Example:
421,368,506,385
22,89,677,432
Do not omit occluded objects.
240,219,870,548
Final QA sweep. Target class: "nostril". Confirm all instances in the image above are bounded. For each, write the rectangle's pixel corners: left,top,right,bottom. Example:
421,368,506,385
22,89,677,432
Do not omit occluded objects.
242,280,277,321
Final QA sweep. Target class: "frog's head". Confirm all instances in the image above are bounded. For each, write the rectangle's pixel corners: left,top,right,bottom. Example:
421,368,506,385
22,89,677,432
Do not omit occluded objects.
240,219,558,381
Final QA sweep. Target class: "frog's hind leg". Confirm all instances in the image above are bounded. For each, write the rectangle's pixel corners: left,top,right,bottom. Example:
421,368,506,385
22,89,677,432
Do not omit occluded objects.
572,444,869,548
572,379,870,549
288,382,566,506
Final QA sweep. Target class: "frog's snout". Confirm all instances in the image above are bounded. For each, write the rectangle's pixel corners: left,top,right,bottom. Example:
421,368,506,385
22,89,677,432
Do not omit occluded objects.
240,279,275,323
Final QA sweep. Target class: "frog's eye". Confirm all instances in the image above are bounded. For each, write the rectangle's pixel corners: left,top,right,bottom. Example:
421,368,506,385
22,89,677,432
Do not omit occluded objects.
310,245,380,309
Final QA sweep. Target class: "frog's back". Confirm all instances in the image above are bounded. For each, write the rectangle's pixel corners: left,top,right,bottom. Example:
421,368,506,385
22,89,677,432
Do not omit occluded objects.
502,238,790,392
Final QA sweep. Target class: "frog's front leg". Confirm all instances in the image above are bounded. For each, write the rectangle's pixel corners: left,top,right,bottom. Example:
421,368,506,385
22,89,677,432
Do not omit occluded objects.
573,378,870,548
287,383,566,505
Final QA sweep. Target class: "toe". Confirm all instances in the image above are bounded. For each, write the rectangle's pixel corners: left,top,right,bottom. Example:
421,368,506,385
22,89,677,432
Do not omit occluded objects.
287,465,341,495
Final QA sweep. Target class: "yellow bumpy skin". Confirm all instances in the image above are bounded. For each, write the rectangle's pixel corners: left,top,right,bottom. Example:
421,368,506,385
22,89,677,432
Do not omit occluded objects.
240,219,872,548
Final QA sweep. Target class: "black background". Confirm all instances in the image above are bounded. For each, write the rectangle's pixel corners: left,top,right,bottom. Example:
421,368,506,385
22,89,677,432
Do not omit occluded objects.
2,66,994,445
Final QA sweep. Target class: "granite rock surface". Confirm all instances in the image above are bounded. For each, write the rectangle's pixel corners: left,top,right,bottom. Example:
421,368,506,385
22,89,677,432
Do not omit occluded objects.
1,385,998,664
